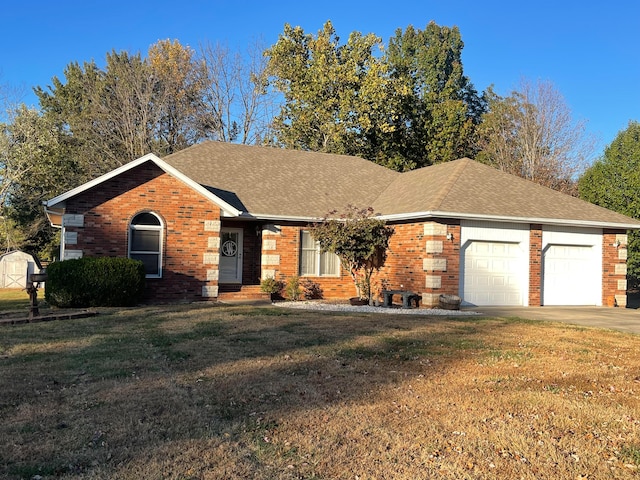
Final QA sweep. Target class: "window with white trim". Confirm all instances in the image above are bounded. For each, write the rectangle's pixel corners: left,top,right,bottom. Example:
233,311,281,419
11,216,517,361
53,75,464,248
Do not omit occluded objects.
300,230,340,277
129,212,163,278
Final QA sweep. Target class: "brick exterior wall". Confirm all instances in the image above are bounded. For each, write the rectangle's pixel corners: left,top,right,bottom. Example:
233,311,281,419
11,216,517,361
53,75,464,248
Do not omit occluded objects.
62,163,222,303
260,225,355,299
259,220,463,305
602,230,629,307
60,163,629,308
256,220,629,308
378,220,461,307
528,225,543,306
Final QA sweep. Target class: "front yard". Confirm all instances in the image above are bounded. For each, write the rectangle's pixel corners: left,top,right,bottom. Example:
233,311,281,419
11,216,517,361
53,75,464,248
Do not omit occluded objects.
1,301,639,479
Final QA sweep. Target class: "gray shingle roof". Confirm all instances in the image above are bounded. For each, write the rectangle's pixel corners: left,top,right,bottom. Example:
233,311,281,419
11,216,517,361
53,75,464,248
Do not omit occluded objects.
163,142,398,218
163,142,640,228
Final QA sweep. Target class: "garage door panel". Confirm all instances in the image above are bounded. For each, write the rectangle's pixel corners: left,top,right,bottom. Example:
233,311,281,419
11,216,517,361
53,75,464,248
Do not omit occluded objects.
462,241,525,306
543,244,599,305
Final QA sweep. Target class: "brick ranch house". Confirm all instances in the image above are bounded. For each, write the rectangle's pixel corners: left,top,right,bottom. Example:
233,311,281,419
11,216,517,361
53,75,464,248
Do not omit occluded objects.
44,141,640,307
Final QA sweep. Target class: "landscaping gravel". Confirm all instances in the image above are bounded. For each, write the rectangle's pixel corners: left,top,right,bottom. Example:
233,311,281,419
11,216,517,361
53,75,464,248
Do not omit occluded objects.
272,300,480,315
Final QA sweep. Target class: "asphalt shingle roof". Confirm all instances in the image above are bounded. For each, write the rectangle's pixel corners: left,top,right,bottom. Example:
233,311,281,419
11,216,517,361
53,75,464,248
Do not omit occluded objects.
161,141,639,227
163,142,398,218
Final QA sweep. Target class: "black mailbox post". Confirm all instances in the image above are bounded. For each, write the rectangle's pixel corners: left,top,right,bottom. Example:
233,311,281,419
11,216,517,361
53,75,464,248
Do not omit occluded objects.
27,273,47,320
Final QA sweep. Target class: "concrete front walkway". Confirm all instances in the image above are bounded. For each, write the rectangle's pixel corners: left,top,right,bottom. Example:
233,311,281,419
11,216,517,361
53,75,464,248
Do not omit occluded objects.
467,305,640,335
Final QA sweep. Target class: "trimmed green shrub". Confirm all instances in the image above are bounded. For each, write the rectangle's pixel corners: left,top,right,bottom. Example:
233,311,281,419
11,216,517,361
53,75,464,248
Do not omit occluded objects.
285,276,302,301
45,257,146,307
260,277,284,295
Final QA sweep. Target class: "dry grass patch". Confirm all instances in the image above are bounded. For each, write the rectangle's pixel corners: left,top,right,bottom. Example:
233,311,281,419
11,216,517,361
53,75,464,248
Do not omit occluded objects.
1,304,639,479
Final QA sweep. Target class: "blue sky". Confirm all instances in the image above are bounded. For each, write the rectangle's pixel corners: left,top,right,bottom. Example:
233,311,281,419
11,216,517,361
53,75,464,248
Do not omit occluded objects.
2,0,638,159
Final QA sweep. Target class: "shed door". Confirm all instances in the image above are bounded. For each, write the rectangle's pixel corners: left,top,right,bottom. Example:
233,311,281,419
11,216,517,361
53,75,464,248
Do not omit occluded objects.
542,244,598,305
462,241,524,306
2,260,27,288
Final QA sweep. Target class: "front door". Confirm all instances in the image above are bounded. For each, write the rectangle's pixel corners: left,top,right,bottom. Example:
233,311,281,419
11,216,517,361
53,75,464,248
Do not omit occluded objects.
219,228,243,283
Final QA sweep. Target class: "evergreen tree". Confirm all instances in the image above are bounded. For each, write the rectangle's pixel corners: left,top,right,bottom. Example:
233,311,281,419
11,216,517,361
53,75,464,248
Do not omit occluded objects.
579,121,640,285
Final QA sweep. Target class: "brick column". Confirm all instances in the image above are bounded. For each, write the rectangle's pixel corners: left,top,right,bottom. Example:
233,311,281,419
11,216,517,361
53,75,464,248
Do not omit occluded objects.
261,224,282,280
422,221,460,307
202,219,221,298
529,225,542,306
603,230,628,307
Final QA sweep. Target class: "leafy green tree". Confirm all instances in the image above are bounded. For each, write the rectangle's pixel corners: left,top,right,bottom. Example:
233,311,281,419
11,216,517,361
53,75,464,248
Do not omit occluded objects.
35,40,211,178
579,121,640,285
310,206,394,303
477,79,594,195
382,22,485,169
0,106,74,257
265,21,484,170
266,21,392,157
34,60,107,179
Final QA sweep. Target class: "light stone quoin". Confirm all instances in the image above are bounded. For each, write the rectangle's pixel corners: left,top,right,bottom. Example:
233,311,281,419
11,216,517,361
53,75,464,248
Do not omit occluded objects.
423,258,447,271
425,275,442,289
262,269,276,279
422,293,440,307
208,237,220,249
615,294,627,307
262,239,277,251
202,286,219,298
64,231,78,245
262,254,280,265
423,222,447,236
206,269,219,281
203,253,219,265
425,240,443,254
204,220,221,232
62,214,84,227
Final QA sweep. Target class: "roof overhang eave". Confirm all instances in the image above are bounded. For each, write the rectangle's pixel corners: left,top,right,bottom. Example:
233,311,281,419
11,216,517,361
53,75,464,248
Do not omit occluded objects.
378,210,640,230
238,212,324,222
43,205,65,228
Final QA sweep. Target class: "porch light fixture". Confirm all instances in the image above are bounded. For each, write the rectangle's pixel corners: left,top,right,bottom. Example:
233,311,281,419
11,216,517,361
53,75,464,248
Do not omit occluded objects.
613,240,621,248
446,232,454,241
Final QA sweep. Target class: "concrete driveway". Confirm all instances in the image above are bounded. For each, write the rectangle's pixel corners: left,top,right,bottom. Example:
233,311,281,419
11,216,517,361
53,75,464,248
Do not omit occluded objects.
467,304,640,334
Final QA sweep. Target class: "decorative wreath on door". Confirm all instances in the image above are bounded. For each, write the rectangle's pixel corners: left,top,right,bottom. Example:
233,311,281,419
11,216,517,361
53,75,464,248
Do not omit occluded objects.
221,240,238,257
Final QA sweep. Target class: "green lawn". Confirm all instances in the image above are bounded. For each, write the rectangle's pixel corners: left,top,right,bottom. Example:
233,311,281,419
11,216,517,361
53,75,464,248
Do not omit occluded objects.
0,289,31,313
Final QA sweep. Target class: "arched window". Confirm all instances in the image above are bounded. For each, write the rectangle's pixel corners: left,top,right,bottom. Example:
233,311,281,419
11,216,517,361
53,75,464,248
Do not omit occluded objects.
129,212,163,278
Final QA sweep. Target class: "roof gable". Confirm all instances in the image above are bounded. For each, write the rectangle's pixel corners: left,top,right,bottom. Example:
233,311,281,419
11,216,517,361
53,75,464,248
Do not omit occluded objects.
44,153,242,218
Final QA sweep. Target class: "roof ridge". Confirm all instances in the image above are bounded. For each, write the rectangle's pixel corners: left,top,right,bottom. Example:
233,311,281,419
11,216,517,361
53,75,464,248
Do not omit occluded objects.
431,159,471,210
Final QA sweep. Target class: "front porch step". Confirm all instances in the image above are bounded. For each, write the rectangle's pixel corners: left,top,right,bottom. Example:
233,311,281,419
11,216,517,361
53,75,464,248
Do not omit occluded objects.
218,285,271,304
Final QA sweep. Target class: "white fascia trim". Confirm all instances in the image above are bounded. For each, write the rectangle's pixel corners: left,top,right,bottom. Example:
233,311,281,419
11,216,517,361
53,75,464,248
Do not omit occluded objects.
239,212,323,222
43,153,242,217
378,210,640,230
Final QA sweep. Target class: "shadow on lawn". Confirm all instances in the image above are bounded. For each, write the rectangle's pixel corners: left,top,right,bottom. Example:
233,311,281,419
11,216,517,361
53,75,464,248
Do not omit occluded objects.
0,304,541,478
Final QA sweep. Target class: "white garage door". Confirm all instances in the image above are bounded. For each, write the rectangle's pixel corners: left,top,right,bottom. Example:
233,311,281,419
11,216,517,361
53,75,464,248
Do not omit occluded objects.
462,241,525,306
543,244,598,305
